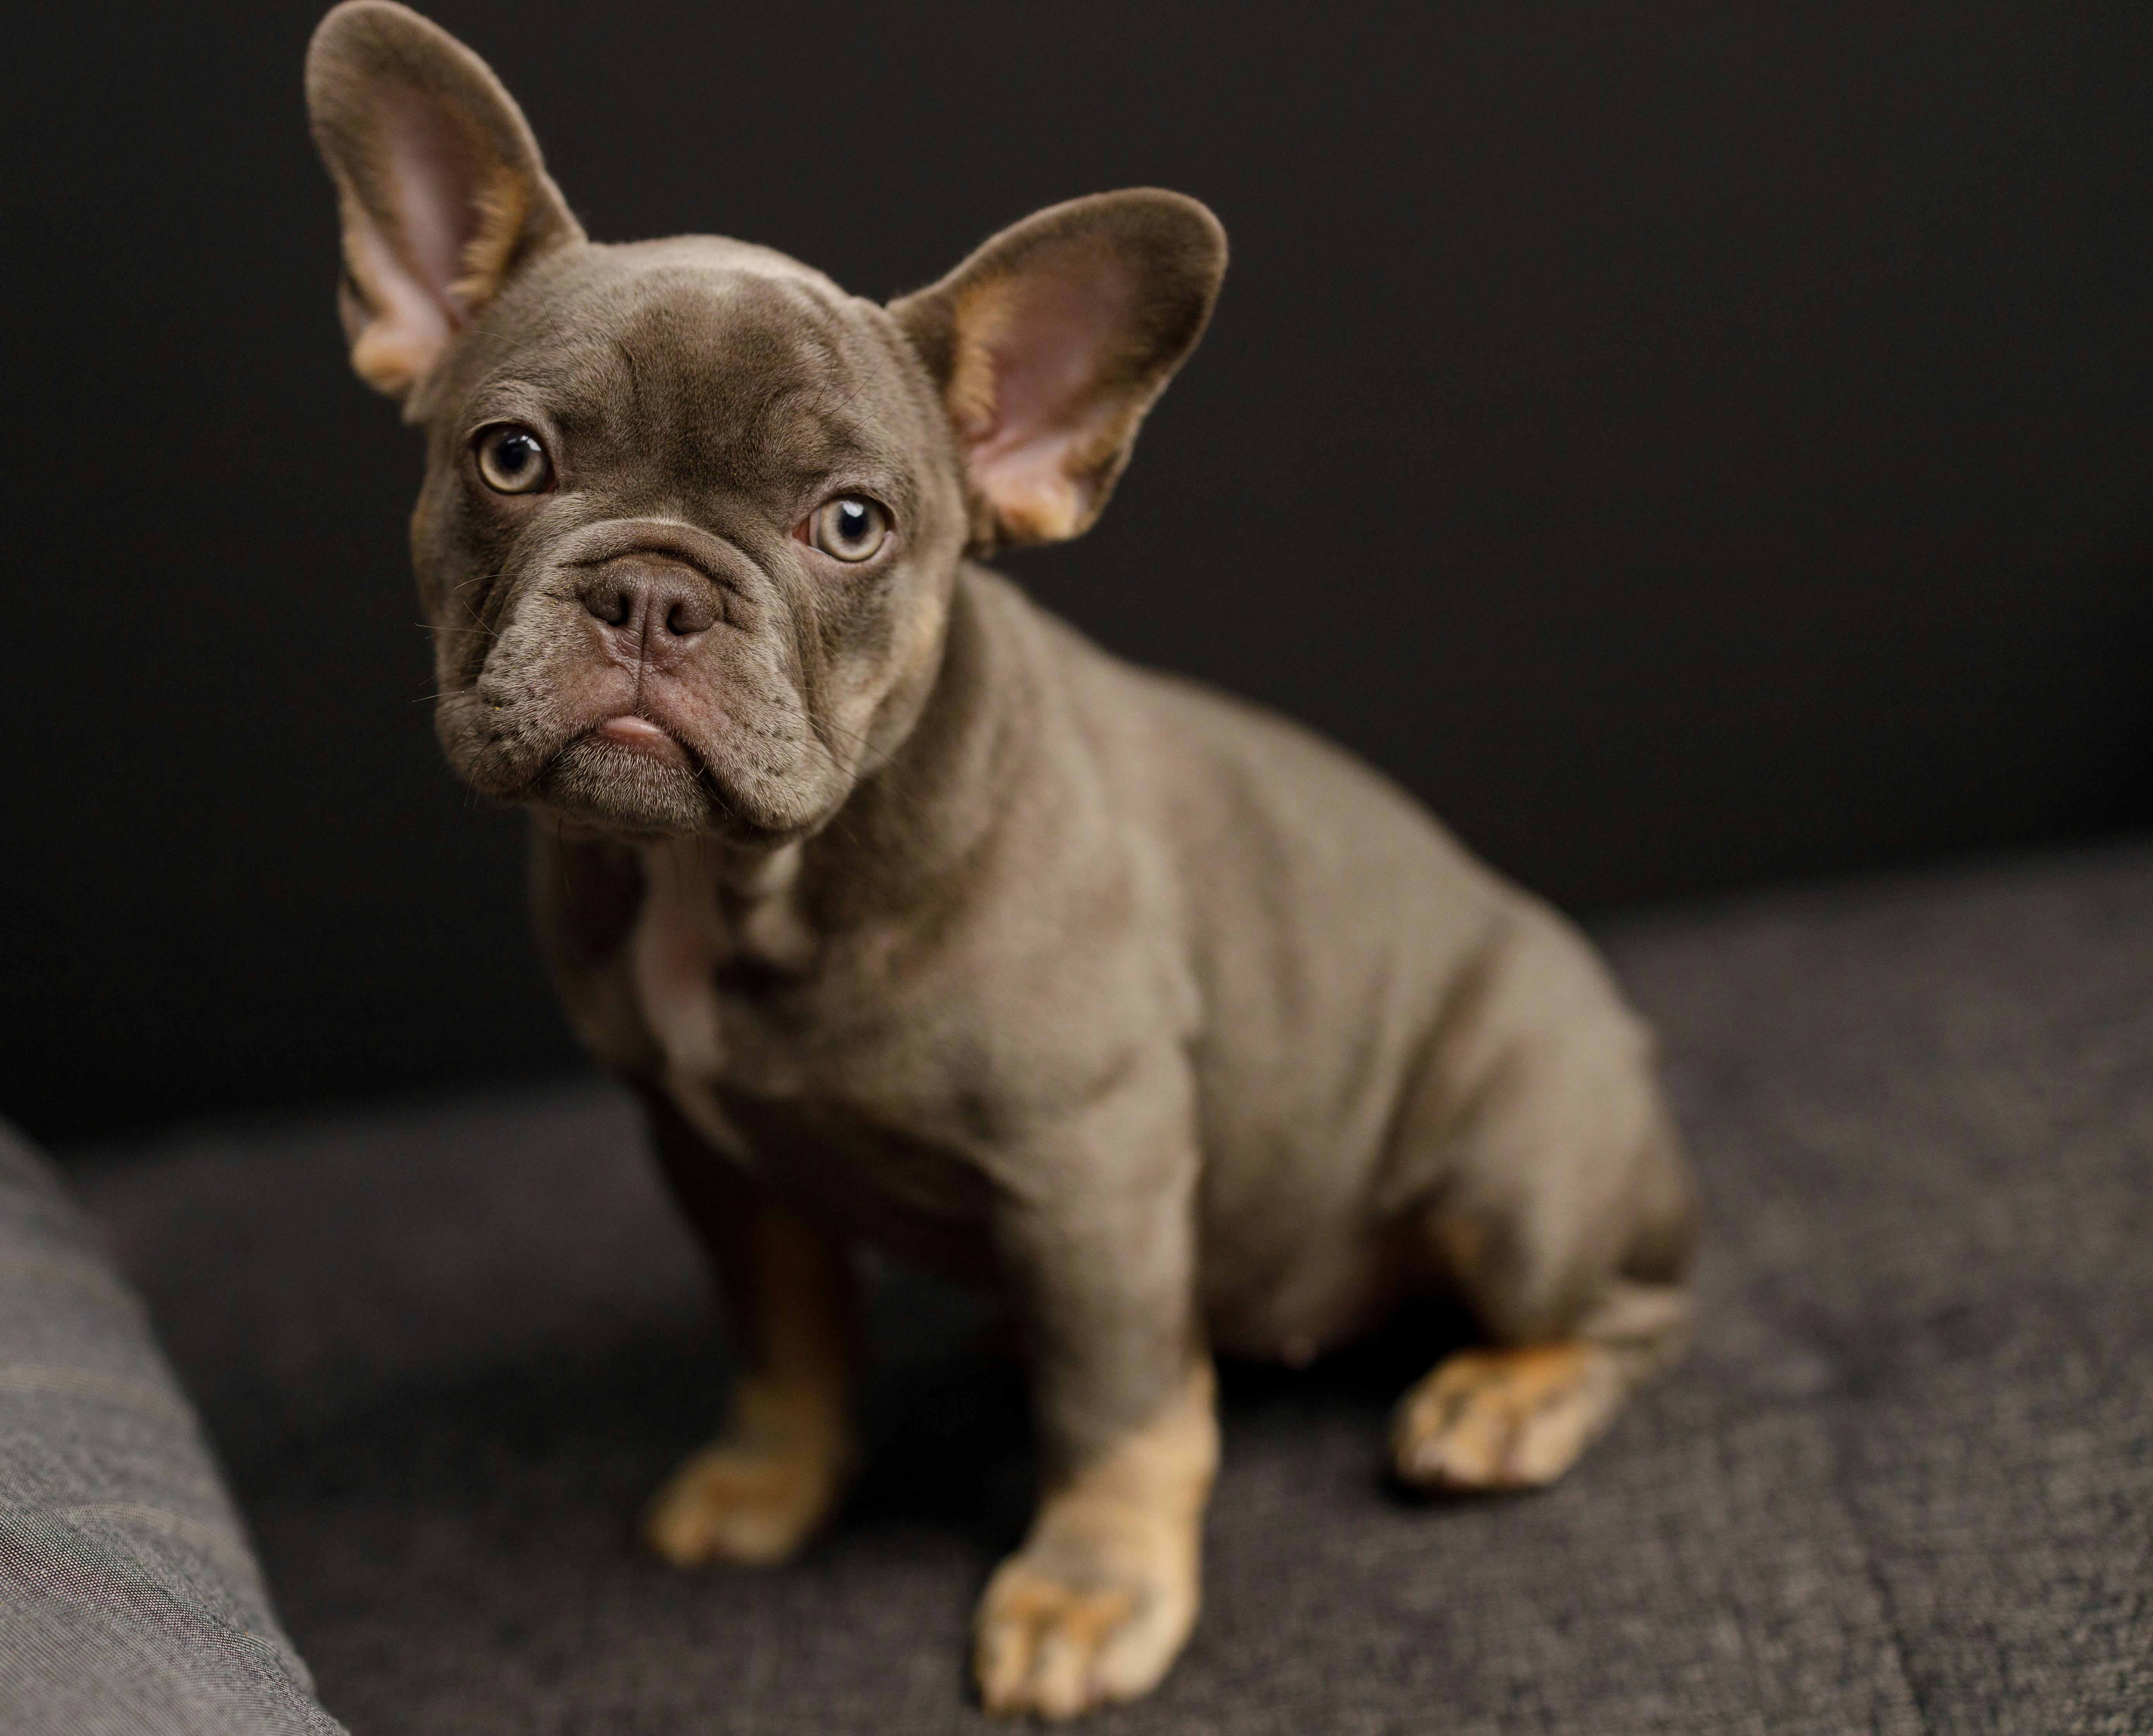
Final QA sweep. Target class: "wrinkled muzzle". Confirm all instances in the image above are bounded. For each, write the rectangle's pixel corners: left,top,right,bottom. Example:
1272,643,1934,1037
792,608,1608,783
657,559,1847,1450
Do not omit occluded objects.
432,518,852,841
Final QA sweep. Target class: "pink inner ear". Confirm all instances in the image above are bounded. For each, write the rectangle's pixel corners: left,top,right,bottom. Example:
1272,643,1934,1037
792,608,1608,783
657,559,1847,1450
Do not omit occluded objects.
341,90,493,392
967,249,1137,531
379,90,485,309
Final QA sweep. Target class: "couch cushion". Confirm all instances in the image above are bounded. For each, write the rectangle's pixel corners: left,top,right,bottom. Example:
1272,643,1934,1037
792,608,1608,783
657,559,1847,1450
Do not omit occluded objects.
0,1123,344,1735
71,840,2153,1733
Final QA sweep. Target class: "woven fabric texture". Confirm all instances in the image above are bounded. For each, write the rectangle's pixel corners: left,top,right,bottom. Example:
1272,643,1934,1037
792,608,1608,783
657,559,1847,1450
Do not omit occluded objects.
0,1124,344,1735
69,840,2153,1734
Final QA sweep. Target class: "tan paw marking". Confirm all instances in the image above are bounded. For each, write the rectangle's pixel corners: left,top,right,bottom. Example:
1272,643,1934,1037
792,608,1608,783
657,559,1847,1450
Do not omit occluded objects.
975,1557,1168,1721
642,1435,845,1568
975,1364,1216,1719
977,1550,1197,1723
1391,1341,1624,1492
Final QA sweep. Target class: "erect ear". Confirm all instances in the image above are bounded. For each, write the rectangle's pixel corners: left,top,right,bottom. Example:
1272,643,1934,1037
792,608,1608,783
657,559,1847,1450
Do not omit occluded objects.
889,190,1226,551
305,1,583,401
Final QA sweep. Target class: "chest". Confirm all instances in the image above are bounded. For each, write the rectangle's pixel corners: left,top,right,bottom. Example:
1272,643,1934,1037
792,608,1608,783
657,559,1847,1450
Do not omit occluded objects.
624,840,811,1140
624,842,1001,1264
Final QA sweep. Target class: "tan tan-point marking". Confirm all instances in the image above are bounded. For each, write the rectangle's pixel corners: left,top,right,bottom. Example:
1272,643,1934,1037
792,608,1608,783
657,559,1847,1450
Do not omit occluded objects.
975,1359,1217,1720
643,1211,855,1568
1391,1340,1627,1493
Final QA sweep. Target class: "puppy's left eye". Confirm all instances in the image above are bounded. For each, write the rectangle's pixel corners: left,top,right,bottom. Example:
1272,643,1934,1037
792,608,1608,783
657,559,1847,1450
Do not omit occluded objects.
474,424,552,494
809,496,890,562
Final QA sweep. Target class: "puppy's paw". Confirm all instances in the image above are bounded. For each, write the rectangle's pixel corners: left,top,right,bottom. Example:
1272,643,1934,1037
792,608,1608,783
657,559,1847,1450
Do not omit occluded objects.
1391,1341,1624,1493
642,1428,849,1568
975,1363,1215,1719
974,1536,1196,1720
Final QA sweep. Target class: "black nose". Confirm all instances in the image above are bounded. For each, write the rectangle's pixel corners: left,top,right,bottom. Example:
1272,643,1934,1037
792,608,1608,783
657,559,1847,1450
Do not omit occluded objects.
582,557,718,652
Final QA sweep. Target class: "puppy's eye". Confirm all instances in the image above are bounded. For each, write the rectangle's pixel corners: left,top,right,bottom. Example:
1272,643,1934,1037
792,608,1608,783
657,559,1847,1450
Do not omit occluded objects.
810,495,890,562
474,425,552,494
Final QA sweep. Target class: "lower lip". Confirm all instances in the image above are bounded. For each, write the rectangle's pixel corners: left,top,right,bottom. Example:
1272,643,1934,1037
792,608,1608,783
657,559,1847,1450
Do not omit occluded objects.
596,715,688,767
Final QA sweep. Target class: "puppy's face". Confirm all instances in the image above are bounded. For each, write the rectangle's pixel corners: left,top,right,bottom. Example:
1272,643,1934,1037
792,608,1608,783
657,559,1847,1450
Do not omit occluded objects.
309,1,1224,845
412,241,964,843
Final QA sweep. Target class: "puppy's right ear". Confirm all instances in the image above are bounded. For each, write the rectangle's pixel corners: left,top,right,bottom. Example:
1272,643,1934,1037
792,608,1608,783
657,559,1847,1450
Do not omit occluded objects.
306,1,582,401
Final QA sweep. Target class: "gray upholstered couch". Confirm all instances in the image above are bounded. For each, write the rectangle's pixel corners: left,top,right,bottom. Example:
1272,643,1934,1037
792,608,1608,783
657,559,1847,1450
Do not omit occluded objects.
8,841,2150,1733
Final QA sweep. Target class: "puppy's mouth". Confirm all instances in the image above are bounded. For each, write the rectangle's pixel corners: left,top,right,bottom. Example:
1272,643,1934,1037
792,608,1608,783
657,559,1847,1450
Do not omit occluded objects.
529,708,823,845
590,712,689,768
529,709,719,839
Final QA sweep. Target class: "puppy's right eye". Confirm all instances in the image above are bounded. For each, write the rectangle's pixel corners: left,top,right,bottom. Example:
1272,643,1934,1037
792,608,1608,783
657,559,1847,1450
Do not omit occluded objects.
474,424,552,494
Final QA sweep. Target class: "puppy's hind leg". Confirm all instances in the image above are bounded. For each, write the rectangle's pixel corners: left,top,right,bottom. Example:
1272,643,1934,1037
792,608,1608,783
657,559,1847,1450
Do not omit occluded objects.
1388,966,1697,1493
1390,1280,1690,1493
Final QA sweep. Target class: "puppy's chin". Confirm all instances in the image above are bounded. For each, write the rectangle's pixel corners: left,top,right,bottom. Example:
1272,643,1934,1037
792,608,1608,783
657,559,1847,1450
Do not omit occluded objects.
530,731,817,845
536,732,716,839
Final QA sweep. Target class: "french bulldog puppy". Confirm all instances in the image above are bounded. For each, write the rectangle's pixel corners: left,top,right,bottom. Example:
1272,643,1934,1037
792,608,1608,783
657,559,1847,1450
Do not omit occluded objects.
308,2,1697,1717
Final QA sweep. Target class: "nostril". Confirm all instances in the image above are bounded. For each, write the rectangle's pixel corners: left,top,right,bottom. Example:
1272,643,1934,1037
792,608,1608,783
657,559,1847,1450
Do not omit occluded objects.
586,584,635,629
663,594,716,637
585,558,713,644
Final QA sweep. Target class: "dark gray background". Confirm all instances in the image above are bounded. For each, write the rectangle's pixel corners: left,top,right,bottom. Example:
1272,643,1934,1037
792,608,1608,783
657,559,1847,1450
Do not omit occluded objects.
6,3,2151,1144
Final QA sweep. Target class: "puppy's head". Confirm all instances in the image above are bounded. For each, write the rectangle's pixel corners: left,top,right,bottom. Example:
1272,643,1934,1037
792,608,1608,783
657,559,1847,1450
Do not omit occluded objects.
307,2,1225,845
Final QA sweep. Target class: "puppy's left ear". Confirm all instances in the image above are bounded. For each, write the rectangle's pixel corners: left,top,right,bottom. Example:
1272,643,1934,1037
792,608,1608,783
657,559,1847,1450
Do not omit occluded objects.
890,190,1226,551
306,1,584,401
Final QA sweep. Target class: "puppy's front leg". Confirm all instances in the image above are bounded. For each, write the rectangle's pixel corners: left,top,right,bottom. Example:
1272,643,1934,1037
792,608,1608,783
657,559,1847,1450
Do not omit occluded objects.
641,1102,858,1569
975,1089,1215,1720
